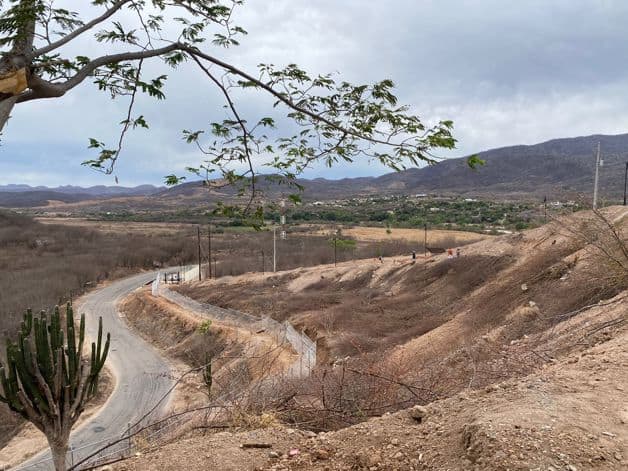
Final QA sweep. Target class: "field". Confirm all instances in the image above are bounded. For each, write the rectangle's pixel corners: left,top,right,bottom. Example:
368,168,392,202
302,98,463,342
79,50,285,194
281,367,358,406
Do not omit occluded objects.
0,211,487,446
33,217,488,277
321,226,486,245
24,194,564,234
0,211,198,447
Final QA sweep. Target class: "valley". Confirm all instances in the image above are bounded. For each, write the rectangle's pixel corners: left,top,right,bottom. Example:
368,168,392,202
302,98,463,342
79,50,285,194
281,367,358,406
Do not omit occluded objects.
2,206,623,470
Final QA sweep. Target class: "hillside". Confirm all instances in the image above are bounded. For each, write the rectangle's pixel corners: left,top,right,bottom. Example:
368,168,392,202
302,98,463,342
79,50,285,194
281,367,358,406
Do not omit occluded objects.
141,132,628,202
114,312,628,471
107,207,627,470
377,133,628,198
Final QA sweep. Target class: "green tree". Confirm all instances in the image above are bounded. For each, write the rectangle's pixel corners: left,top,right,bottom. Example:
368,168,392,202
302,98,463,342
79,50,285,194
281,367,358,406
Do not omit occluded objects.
0,0,476,219
0,304,110,471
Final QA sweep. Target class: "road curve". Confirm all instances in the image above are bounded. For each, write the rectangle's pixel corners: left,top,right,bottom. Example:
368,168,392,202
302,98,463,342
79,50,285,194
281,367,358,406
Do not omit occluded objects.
17,272,175,470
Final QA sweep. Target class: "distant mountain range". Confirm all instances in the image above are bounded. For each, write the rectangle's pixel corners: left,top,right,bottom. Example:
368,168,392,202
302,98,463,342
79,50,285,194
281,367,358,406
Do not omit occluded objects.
0,184,163,196
2,133,627,209
159,133,627,202
359,132,627,200
0,184,163,208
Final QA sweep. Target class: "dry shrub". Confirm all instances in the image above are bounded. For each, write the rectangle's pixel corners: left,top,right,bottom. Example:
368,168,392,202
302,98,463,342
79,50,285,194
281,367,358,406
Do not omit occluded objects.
560,209,627,296
241,355,440,432
404,253,515,293
226,410,280,430
460,243,581,334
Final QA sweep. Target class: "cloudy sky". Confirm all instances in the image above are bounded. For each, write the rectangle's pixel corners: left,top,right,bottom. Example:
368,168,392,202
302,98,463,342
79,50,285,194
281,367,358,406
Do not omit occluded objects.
2,0,628,187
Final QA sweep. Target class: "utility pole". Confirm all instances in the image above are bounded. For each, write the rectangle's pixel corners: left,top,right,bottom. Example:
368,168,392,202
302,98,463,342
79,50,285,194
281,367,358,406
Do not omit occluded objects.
423,224,427,258
543,195,547,223
261,250,265,274
334,232,337,267
624,162,628,206
207,223,212,279
197,226,202,281
593,141,601,209
273,226,277,272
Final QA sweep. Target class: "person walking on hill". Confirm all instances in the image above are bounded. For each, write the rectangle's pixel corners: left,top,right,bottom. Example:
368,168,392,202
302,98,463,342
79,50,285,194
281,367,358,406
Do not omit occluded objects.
447,248,454,259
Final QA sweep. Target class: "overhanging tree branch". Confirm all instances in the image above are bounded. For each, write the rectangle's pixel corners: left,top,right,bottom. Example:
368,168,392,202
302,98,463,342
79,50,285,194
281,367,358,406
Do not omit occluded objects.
30,0,134,58
0,0,469,225
17,43,181,102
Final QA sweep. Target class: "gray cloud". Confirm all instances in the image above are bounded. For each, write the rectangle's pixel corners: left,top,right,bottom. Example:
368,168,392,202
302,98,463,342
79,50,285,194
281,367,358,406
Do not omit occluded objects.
2,0,628,186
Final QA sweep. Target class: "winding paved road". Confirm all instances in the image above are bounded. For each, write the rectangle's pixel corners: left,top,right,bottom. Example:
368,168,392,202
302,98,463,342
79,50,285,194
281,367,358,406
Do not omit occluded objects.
16,272,175,470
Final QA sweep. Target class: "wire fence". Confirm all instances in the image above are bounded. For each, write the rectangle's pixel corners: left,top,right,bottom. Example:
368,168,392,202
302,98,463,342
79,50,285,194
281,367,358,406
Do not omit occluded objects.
157,282,316,378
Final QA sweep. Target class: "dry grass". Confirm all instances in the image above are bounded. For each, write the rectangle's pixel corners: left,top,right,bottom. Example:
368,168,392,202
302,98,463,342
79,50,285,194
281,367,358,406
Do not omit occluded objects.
0,211,198,444
0,211,197,335
35,218,199,236
173,209,628,431
176,254,517,358
119,290,296,406
334,226,488,245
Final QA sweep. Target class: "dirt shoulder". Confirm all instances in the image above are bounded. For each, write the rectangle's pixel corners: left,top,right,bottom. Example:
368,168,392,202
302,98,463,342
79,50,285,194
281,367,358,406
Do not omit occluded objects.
113,314,627,470
119,288,297,411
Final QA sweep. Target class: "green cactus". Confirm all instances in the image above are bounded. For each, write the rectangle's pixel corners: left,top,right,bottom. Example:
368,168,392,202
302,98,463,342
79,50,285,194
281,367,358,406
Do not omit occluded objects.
0,303,110,471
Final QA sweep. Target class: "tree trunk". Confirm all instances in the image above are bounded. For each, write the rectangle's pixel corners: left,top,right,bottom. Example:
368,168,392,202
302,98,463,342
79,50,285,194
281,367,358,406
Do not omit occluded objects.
0,96,17,134
50,437,69,471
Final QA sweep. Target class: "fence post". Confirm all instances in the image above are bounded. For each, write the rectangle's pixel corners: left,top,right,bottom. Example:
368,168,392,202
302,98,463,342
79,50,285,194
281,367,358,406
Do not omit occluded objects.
300,331,304,377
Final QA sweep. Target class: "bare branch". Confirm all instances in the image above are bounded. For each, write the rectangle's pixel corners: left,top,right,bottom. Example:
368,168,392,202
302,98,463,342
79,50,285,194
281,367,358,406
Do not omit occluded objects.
190,54,257,211
31,0,134,58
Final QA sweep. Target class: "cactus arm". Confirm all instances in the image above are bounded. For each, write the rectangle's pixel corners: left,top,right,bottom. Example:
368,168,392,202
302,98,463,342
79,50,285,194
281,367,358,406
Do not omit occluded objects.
66,305,77,391
75,314,85,394
89,331,110,396
84,317,110,398
36,317,54,385
16,389,46,431
53,347,63,402
99,332,111,370
61,383,71,425
0,366,11,405
5,358,24,412
11,341,50,416
77,314,85,361
30,344,60,420
96,317,103,363
70,360,90,420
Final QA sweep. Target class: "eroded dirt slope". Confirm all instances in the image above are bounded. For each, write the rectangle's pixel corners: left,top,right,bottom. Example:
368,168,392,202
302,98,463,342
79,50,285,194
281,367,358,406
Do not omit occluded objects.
109,208,626,470
113,294,627,470
175,208,626,396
